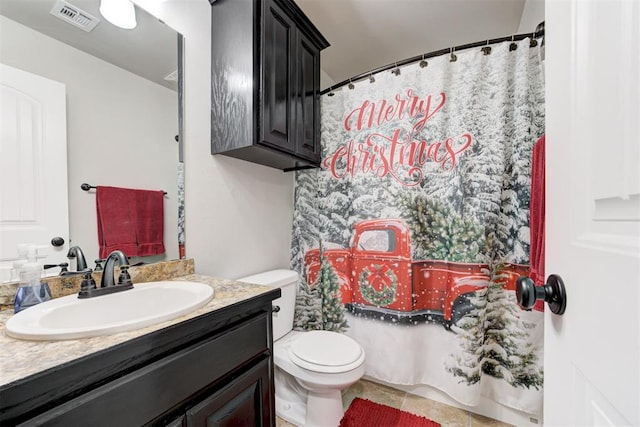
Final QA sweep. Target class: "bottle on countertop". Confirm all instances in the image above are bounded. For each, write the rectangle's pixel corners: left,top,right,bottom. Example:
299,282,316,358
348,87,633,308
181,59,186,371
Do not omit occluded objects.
9,244,29,282
14,246,52,313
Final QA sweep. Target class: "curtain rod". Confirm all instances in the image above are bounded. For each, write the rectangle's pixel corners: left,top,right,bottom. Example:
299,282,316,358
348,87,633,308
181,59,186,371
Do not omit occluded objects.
320,24,545,96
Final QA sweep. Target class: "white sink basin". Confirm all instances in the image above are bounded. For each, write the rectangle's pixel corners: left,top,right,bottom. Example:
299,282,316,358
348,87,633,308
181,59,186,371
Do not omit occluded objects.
5,281,214,341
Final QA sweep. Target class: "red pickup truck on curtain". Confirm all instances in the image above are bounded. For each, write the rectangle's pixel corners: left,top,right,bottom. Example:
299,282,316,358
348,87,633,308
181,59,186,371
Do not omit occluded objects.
304,218,530,329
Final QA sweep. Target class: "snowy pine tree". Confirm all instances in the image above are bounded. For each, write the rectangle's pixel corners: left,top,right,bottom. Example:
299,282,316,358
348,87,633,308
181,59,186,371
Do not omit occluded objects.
480,264,543,389
447,261,543,390
293,278,322,331
397,193,487,262
445,286,488,384
316,253,348,332
290,169,321,274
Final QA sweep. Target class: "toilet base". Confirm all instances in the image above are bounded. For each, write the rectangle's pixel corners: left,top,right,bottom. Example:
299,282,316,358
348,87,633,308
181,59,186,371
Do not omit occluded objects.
305,389,344,427
275,367,307,425
276,395,306,426
276,390,344,427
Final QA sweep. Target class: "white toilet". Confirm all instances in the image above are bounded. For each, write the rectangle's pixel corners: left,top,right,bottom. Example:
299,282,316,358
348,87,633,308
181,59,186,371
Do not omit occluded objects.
239,270,365,427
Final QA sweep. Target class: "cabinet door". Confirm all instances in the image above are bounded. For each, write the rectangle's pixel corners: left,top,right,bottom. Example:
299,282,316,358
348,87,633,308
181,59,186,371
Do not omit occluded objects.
295,31,321,163
186,358,273,427
261,0,295,153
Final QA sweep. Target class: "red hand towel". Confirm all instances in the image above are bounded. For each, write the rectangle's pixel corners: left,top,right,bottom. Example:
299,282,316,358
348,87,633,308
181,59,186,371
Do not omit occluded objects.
96,186,139,259
135,189,165,257
530,135,545,311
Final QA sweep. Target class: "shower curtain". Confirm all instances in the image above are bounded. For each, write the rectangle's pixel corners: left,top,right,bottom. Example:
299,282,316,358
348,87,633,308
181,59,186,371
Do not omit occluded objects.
290,38,545,414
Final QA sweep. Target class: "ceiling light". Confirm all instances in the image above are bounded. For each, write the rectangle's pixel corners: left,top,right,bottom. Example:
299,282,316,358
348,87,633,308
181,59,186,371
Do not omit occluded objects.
99,0,137,29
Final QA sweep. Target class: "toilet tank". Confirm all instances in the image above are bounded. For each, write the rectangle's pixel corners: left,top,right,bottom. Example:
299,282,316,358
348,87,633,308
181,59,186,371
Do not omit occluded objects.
237,269,298,341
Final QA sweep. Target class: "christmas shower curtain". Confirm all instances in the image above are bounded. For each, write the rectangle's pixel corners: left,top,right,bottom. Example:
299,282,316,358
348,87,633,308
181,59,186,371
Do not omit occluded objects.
290,38,545,414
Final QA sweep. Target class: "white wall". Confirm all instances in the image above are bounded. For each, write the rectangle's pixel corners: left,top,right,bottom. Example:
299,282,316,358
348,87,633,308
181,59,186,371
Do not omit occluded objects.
320,68,336,91
518,0,544,33
134,0,294,279
0,16,179,266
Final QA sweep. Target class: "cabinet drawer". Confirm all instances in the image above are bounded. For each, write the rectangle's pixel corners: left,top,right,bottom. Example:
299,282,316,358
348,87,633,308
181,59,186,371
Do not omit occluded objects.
21,314,269,426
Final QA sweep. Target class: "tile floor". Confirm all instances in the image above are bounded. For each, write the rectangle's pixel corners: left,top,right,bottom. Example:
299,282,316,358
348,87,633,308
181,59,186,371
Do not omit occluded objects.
276,379,513,427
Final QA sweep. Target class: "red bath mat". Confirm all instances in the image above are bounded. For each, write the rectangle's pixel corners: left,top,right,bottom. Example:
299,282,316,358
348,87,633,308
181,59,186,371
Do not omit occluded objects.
340,397,441,427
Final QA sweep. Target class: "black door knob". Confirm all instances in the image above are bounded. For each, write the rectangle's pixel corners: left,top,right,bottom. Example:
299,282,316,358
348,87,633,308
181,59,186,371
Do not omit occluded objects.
51,237,65,247
516,274,567,315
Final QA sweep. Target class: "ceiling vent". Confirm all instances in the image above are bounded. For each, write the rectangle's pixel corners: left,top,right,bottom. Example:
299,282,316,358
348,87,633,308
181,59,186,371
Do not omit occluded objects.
50,0,100,32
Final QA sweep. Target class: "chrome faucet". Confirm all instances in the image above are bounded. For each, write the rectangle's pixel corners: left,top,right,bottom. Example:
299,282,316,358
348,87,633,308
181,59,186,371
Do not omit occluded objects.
78,250,133,298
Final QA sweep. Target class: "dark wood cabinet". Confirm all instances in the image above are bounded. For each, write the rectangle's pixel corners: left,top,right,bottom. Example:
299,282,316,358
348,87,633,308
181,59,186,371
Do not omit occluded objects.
0,290,280,427
261,0,295,154
186,358,270,426
210,0,329,171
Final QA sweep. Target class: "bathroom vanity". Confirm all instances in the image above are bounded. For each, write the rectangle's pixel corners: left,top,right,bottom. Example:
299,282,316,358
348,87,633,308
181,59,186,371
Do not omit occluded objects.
0,275,280,426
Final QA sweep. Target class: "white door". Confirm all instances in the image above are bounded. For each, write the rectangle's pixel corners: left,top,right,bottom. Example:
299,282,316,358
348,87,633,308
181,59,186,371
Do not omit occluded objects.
545,0,639,426
0,64,69,281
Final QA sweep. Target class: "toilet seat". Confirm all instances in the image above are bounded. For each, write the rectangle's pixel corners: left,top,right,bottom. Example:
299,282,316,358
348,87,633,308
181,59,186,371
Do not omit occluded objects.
288,330,364,373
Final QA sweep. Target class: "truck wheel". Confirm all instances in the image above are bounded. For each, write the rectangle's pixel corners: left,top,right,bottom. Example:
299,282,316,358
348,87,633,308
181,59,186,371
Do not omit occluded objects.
447,295,473,331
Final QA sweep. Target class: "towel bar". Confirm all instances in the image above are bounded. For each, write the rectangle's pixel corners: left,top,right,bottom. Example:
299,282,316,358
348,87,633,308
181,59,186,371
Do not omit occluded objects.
81,183,167,195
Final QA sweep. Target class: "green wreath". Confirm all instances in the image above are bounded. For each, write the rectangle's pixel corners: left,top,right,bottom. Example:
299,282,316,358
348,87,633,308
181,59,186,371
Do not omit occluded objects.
359,265,398,307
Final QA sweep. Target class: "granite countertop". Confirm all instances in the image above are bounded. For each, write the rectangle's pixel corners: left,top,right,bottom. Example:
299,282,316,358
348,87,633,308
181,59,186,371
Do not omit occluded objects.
0,274,273,388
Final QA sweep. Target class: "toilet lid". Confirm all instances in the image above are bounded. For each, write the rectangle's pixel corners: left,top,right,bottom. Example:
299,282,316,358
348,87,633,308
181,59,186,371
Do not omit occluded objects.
288,330,364,373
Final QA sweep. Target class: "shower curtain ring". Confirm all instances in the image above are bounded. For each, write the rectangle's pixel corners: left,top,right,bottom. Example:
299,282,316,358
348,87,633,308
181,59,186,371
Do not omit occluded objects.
392,63,401,76
481,40,492,55
449,47,457,62
369,73,375,83
529,33,539,48
419,54,428,68
348,79,355,90
510,35,518,51
328,86,335,97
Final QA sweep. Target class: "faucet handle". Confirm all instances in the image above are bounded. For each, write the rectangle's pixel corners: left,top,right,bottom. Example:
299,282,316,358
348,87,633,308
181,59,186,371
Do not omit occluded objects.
118,265,132,286
44,262,69,275
80,269,97,294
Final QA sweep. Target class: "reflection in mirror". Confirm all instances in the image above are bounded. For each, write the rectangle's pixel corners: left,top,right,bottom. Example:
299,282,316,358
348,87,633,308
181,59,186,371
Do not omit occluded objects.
0,0,183,280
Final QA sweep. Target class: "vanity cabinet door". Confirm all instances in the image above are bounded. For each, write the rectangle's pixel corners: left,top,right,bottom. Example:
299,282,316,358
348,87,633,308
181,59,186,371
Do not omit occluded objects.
261,0,296,154
186,358,273,427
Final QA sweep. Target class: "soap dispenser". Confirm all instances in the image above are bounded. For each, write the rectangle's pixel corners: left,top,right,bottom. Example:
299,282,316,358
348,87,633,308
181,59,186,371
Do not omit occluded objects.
9,244,29,282
14,246,52,313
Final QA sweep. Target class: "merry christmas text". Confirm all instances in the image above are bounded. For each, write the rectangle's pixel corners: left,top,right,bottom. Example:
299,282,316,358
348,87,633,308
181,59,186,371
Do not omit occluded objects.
325,89,473,186
323,130,473,187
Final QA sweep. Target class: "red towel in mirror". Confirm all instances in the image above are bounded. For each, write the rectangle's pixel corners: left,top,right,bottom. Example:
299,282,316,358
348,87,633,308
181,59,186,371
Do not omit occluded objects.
96,186,138,259
135,189,166,257
96,186,165,259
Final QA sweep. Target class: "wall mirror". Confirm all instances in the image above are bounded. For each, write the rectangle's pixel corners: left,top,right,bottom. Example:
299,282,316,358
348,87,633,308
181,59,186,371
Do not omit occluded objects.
0,0,183,279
